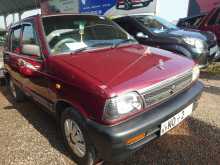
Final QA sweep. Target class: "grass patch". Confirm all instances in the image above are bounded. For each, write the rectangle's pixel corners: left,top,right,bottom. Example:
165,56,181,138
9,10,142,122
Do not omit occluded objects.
202,62,220,75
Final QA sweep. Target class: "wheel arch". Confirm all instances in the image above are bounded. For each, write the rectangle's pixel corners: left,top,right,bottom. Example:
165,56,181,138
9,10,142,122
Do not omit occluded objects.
54,99,88,122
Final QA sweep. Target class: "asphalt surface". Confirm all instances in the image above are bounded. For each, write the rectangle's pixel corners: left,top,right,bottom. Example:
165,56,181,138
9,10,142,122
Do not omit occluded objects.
0,73,219,165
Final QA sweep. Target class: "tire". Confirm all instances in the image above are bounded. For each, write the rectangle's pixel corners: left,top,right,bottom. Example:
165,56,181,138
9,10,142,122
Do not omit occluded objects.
8,78,26,102
61,107,96,165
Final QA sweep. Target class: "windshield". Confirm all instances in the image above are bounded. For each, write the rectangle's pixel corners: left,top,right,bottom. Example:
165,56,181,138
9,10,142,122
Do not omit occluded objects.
134,15,179,34
42,15,134,54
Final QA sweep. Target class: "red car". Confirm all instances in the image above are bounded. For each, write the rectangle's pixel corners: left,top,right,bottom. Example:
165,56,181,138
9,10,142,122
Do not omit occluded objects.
116,0,153,10
199,7,220,44
3,14,203,165
178,7,220,45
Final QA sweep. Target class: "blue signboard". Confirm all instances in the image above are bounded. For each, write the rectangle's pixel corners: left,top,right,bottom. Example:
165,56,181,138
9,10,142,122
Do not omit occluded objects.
79,0,116,15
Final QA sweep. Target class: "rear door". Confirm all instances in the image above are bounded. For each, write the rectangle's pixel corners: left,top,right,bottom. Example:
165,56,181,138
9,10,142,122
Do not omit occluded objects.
4,25,23,86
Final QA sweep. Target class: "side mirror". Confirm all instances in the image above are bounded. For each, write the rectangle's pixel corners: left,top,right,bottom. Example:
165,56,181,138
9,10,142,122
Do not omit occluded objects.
136,32,149,39
22,44,41,57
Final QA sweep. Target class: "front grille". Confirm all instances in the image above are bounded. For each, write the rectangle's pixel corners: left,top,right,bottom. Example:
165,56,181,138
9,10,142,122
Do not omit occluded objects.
141,70,192,108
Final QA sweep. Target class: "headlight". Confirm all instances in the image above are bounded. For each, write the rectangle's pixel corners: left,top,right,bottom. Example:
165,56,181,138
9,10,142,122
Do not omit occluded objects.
183,37,205,50
192,65,200,82
103,92,143,121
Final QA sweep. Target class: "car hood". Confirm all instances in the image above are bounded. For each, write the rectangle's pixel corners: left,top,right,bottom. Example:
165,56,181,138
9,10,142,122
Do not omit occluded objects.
60,44,194,95
158,28,215,41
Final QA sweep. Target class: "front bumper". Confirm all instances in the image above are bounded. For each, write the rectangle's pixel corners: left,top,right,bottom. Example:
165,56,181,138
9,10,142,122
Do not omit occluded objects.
86,81,204,161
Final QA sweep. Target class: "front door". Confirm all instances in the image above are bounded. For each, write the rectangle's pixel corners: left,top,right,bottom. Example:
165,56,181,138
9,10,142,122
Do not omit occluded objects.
19,21,52,110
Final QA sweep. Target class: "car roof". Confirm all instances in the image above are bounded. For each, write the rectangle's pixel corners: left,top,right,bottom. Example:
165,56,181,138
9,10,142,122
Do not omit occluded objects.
112,13,154,19
41,13,102,18
9,13,105,29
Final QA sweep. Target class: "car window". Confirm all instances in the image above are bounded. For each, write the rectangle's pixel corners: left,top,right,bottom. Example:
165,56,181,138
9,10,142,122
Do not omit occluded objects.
134,15,179,34
22,24,38,45
193,17,203,26
115,19,140,36
10,27,22,53
42,15,134,54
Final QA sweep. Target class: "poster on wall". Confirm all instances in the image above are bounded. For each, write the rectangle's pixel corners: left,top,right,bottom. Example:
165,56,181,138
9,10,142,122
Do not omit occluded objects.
41,0,79,14
79,0,157,17
41,0,157,16
188,0,220,16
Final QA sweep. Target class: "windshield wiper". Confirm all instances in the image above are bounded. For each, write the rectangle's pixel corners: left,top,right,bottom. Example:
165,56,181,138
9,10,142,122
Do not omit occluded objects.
113,39,136,48
90,42,115,48
70,43,115,55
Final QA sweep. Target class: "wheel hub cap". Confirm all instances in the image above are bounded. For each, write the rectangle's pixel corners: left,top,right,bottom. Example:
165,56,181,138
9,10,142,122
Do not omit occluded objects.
64,119,86,158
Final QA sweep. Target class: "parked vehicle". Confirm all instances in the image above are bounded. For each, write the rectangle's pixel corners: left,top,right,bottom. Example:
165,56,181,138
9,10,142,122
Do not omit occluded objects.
113,14,220,67
4,14,203,165
0,47,4,82
177,14,207,28
0,30,7,83
178,7,220,45
116,0,153,10
0,30,6,81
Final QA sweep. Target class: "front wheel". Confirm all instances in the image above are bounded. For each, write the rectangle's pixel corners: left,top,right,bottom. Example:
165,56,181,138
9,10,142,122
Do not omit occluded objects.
61,107,96,165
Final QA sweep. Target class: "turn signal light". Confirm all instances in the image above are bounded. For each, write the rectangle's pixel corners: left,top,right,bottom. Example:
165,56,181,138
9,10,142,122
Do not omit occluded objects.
126,133,145,145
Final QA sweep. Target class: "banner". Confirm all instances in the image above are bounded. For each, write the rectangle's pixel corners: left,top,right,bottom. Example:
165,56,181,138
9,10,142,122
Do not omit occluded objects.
79,0,157,17
41,0,157,16
41,0,79,14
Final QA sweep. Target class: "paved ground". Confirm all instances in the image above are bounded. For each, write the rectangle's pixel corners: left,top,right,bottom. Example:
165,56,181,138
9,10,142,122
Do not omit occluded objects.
0,72,219,165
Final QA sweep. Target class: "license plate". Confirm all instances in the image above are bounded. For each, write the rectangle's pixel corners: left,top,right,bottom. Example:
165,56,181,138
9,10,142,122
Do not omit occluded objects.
210,45,218,55
160,104,193,136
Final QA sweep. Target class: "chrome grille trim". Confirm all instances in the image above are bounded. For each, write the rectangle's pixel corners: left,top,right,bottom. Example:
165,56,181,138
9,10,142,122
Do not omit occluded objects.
139,69,193,108
138,69,192,94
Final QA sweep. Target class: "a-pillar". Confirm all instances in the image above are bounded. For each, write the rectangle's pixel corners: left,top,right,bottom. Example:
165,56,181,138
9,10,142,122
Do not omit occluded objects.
12,13,15,24
18,12,22,21
3,14,7,29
